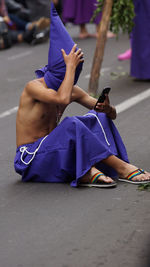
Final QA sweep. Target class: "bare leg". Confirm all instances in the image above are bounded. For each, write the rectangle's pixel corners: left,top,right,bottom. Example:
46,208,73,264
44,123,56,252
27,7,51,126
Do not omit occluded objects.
17,34,23,43
79,24,90,39
0,39,5,49
102,155,150,182
27,18,50,31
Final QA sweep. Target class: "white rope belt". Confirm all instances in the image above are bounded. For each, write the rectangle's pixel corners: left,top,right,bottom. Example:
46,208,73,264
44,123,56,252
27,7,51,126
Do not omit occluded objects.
84,113,110,146
19,135,48,165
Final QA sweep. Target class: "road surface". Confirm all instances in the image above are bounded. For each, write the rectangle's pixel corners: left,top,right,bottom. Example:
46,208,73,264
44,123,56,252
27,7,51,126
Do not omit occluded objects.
0,24,150,267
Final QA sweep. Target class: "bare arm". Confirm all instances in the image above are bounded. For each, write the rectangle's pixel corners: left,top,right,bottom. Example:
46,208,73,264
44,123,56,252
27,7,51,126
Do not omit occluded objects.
71,85,117,120
26,44,84,106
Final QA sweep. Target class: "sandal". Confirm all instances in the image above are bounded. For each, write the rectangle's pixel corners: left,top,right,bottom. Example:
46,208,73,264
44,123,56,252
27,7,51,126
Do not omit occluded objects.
80,171,117,188
119,169,150,184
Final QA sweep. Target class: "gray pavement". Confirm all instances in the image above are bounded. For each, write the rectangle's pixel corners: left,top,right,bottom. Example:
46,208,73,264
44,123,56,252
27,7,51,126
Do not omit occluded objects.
0,24,150,267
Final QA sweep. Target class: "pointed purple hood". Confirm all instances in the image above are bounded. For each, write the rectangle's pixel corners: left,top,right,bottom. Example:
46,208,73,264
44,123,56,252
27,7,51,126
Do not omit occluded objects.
35,2,83,91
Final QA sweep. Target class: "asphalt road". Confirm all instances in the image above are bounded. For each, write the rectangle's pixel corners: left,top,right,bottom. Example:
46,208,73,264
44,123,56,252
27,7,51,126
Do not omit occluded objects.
0,24,150,267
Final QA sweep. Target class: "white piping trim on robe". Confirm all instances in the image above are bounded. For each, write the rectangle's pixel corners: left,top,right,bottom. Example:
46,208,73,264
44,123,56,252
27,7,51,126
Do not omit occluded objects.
19,135,48,165
84,113,110,146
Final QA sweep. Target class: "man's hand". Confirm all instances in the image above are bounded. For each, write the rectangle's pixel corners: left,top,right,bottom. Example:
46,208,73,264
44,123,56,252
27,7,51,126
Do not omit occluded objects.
95,95,117,120
95,94,110,113
61,44,84,69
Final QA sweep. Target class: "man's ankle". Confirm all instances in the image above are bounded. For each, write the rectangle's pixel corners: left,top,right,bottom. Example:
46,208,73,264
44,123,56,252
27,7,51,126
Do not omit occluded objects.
116,162,129,177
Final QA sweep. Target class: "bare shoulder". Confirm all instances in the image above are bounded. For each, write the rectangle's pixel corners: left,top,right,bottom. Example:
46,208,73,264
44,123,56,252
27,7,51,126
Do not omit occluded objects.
18,78,45,106
25,78,46,93
23,78,59,104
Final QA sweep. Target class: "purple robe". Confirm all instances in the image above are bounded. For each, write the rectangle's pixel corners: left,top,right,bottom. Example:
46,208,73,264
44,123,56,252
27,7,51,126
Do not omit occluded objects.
131,0,150,79
62,0,102,25
14,111,129,187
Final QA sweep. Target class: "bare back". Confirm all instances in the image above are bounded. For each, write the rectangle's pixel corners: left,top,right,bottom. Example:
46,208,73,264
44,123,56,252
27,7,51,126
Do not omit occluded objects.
16,78,65,147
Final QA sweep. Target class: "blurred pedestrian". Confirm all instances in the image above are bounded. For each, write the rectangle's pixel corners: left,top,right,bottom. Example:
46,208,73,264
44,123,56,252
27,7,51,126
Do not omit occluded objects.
131,0,150,79
0,16,36,50
62,0,115,39
62,0,102,39
118,48,132,61
25,0,50,21
5,0,30,21
0,0,49,49
5,0,50,32
118,0,150,80
54,0,62,16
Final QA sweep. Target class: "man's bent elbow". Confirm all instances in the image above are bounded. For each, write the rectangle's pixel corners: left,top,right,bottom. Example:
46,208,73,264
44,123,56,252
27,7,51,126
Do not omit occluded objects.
58,95,70,106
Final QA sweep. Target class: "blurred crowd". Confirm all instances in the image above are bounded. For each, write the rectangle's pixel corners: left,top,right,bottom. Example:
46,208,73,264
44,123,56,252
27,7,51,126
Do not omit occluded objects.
0,0,107,51
0,0,51,49
0,0,149,80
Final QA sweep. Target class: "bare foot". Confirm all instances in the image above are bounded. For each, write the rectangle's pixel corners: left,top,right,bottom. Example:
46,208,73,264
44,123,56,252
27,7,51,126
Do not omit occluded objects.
88,33,97,38
79,24,90,39
78,32,90,39
0,39,5,49
119,164,150,184
92,31,116,39
80,167,117,188
107,31,116,38
28,17,50,31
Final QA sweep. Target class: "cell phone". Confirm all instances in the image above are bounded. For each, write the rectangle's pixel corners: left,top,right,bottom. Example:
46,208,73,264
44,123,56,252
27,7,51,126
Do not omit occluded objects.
94,87,111,109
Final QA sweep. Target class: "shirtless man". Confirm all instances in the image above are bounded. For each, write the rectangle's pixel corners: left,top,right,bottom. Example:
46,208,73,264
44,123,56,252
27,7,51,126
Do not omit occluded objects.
14,44,150,187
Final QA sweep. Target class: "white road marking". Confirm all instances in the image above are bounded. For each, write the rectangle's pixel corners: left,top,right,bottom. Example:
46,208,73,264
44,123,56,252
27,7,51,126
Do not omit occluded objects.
0,106,18,119
8,50,33,61
0,88,150,119
7,78,20,82
116,88,150,114
7,76,27,82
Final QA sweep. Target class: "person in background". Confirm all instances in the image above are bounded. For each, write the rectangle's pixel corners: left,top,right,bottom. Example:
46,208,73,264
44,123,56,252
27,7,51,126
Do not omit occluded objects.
131,0,150,79
62,0,101,39
0,0,49,49
62,0,115,39
25,0,50,21
5,0,30,21
118,0,150,80
0,0,36,49
118,46,132,61
5,0,50,33
53,0,62,16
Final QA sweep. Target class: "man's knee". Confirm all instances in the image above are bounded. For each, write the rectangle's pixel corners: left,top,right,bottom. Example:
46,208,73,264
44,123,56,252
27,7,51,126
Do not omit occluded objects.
62,116,80,134
63,116,80,127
